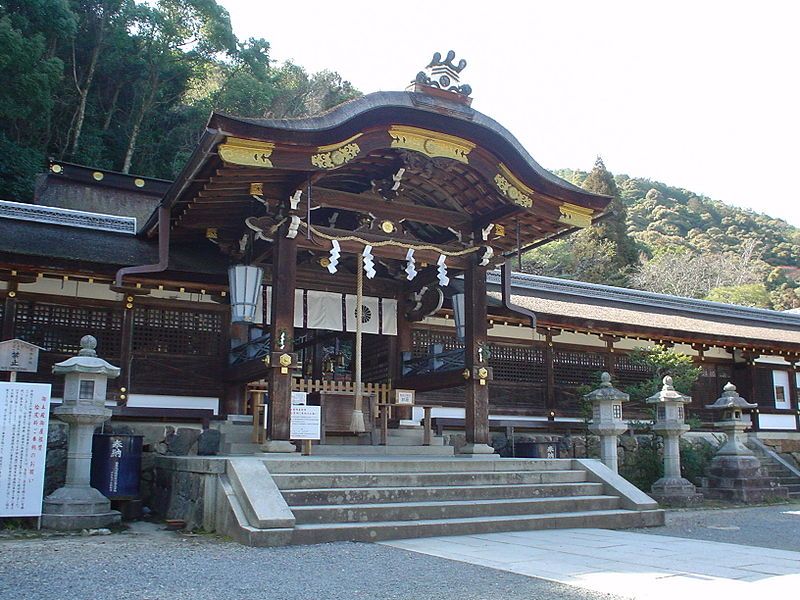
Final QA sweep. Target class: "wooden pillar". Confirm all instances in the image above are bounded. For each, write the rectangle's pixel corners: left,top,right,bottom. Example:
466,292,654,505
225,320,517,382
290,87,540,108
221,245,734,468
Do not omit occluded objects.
2,284,17,340
266,220,298,450
118,297,135,406
601,335,619,376
462,255,492,453
540,329,556,418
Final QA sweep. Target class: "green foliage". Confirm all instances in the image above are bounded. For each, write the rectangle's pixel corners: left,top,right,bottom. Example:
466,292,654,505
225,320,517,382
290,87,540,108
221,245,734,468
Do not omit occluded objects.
0,0,360,194
624,345,701,403
680,439,716,486
545,168,800,310
619,434,663,491
705,283,772,308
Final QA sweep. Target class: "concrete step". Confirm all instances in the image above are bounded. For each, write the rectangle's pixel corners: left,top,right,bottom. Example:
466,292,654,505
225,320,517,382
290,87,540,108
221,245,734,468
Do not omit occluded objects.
273,469,587,490
225,442,261,454
282,481,606,506
309,445,454,456
261,458,573,474
292,495,621,524
289,508,666,545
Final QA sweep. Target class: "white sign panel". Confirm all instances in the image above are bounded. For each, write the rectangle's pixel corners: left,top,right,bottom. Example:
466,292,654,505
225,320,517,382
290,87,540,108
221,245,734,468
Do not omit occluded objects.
394,389,415,405
290,405,321,440
291,392,308,405
0,339,41,373
0,382,52,516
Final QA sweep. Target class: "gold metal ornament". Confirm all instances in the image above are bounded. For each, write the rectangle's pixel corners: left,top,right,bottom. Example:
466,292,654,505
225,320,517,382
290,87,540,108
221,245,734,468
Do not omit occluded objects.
279,353,293,367
311,137,362,170
558,203,594,228
380,220,395,234
218,137,276,168
388,126,474,163
478,367,489,380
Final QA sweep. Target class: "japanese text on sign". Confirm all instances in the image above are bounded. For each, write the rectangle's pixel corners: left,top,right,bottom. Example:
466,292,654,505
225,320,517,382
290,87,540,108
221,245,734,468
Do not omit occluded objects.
0,383,52,517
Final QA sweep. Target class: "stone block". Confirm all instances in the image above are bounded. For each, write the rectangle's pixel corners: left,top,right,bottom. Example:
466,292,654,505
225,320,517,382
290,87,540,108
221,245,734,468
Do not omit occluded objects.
197,429,221,456
166,427,201,456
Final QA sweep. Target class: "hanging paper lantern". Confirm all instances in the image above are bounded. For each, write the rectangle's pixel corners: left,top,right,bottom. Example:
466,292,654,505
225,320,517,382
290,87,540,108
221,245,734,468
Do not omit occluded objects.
228,265,264,323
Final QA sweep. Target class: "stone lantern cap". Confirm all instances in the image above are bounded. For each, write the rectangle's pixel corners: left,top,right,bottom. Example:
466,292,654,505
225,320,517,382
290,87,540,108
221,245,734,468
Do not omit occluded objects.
705,382,757,411
52,335,120,378
583,372,629,403
646,376,691,404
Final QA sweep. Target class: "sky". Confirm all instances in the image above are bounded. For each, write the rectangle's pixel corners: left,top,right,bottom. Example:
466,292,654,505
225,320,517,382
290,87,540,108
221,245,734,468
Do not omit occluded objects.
219,0,800,228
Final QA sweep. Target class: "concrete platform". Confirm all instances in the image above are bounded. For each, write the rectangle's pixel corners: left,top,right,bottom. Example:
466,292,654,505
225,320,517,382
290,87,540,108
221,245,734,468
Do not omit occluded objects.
383,527,800,599
153,455,664,546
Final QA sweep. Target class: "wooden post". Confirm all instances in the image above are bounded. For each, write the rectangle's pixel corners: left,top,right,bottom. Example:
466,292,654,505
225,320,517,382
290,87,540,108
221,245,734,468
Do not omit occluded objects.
461,253,493,454
265,217,298,452
119,299,134,406
541,329,556,418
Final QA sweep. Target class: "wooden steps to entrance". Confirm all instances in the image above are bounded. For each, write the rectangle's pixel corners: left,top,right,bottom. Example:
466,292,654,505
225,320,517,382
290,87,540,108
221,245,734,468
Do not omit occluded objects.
214,456,664,546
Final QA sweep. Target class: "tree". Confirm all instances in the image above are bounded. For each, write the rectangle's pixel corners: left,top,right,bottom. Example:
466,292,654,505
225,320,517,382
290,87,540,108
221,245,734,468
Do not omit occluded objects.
705,284,772,308
624,345,701,403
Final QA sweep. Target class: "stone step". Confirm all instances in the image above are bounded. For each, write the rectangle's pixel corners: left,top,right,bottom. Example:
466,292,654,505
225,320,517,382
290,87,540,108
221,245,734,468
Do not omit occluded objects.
282,481,606,506
273,469,587,490
292,495,622,524
289,508,666,545
225,442,261,455
310,444,454,456
262,458,572,474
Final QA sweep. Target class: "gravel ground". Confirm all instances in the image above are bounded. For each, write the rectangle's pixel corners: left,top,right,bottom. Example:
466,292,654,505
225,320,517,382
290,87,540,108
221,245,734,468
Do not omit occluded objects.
632,501,800,551
0,522,623,600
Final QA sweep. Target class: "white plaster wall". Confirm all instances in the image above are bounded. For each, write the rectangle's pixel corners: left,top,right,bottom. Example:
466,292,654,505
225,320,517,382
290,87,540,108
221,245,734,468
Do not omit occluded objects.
758,414,798,430
127,394,220,415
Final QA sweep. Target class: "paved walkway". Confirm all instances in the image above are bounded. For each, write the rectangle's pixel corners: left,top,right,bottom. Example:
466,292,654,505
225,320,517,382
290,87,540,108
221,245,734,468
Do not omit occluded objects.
382,526,800,600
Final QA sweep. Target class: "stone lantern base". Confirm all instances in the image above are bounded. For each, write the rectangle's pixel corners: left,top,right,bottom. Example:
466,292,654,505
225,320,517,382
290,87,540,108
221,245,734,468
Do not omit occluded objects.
702,455,788,503
41,485,121,530
651,476,704,507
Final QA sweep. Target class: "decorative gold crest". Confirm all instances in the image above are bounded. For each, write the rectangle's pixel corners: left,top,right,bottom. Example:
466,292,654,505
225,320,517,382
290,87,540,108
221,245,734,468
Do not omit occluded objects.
218,137,275,168
311,142,361,170
388,126,474,164
493,165,533,208
558,203,594,228
478,367,489,380
279,353,293,367
380,220,395,234
249,182,263,195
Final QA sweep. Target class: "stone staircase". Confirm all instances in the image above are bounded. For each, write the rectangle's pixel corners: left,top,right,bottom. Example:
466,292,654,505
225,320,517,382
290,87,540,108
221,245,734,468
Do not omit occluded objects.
747,439,800,499
213,456,664,546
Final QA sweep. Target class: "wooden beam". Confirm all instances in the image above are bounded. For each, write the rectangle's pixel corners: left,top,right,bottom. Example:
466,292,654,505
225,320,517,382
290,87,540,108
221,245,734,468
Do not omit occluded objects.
309,187,473,230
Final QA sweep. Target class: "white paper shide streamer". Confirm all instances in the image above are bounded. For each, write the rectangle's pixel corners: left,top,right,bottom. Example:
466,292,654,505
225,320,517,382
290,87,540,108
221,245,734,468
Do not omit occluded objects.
362,245,376,279
327,240,340,274
436,254,449,286
404,248,417,280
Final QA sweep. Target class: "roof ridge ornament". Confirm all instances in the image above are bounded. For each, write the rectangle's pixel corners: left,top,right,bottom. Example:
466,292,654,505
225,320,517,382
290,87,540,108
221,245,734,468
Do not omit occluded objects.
414,50,472,97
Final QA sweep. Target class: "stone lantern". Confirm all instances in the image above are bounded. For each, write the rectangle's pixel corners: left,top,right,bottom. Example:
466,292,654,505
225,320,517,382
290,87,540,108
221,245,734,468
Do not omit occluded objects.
41,335,122,530
646,375,702,505
702,382,788,502
584,372,628,473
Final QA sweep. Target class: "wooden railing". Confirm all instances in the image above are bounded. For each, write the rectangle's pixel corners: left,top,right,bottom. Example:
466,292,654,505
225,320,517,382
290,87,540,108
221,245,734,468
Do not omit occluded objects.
246,378,393,444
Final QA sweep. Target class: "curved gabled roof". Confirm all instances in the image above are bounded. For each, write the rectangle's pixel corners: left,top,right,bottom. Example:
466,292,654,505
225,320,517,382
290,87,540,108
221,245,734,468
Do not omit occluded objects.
207,90,608,210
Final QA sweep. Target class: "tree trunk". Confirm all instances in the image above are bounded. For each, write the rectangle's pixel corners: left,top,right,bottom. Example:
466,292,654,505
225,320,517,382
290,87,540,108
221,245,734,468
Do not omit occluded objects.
122,74,158,174
102,84,122,132
69,41,102,156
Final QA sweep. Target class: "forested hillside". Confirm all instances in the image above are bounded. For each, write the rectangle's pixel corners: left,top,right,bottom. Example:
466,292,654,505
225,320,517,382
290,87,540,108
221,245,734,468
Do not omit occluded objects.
1,2,796,310
525,165,800,310
0,0,359,200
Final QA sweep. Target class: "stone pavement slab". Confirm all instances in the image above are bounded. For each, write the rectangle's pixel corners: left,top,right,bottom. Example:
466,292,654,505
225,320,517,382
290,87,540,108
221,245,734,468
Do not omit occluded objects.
381,527,800,599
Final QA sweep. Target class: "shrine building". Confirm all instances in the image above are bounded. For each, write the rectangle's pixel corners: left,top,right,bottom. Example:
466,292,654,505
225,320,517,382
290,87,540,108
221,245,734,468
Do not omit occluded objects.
1,54,799,452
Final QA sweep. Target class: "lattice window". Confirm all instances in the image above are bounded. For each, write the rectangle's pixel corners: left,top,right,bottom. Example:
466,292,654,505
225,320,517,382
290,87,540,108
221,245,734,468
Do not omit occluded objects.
411,329,463,357
13,300,122,356
553,350,606,386
489,344,545,383
613,353,653,388
132,307,223,356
